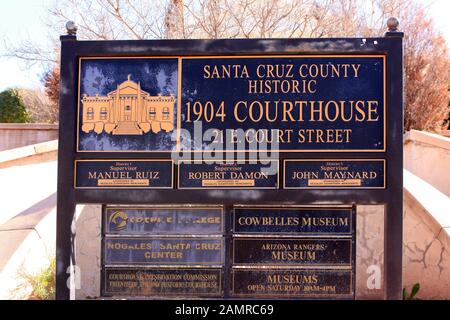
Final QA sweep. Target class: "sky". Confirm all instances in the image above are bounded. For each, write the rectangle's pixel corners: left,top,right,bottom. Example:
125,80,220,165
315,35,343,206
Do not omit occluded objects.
0,0,449,92
0,0,52,91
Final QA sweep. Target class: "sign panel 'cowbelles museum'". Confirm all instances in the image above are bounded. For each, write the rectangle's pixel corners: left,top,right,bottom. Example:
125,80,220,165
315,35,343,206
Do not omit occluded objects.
56,21,403,300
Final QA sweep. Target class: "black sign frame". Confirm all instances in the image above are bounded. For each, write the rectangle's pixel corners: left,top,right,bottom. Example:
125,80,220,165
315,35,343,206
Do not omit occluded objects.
56,31,403,299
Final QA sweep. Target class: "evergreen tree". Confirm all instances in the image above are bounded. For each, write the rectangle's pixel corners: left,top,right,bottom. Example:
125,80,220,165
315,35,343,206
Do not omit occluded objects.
0,89,31,123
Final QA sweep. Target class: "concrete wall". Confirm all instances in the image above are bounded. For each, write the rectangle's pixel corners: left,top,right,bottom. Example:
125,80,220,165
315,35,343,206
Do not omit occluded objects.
0,140,58,170
0,124,58,151
0,140,57,299
404,130,450,197
403,169,450,299
74,205,102,300
355,205,385,299
0,207,56,299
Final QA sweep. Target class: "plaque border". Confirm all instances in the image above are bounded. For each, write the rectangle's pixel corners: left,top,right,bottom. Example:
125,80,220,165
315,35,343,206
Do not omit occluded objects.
232,206,353,235
103,236,225,265
76,55,386,153
74,159,174,189
103,205,225,235
283,159,386,189
177,160,280,190
230,268,354,298
102,267,223,296
232,237,353,267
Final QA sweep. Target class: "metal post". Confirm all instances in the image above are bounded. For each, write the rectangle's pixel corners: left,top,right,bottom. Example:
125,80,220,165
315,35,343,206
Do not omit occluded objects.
56,21,78,300
384,17,404,300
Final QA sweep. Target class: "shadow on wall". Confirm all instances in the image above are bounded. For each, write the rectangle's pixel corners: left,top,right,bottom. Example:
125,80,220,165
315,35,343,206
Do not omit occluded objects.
403,169,450,299
404,130,450,197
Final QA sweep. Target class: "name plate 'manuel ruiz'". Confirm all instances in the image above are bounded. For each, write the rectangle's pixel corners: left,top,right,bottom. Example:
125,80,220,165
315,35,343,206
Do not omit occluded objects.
104,237,224,265
233,238,352,266
233,207,352,235
103,268,223,297
105,207,223,235
178,161,278,189
75,160,173,189
232,269,353,298
284,159,385,189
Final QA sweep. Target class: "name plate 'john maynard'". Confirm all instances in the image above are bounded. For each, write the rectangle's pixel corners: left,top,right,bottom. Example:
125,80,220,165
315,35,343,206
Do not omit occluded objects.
284,159,385,189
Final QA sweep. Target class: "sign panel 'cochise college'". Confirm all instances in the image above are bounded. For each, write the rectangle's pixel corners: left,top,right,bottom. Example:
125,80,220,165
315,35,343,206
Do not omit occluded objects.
56,20,404,300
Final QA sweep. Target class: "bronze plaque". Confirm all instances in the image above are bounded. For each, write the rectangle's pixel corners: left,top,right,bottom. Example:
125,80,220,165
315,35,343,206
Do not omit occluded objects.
232,269,353,298
233,238,352,266
104,237,224,265
104,206,223,235
103,268,223,297
233,207,353,235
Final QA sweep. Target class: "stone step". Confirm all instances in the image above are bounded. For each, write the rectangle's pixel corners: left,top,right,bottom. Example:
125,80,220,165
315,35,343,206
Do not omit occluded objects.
112,122,143,135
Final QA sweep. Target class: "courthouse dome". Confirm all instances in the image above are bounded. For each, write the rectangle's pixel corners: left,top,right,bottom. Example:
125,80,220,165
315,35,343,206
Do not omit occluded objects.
108,74,149,97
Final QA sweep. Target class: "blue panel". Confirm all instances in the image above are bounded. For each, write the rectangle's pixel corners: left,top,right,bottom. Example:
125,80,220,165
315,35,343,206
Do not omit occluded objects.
78,58,178,151
104,207,223,234
234,207,352,234
181,56,384,151
104,237,224,265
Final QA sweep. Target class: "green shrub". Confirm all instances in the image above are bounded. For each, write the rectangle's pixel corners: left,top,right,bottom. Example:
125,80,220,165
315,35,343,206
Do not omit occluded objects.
403,283,420,300
0,88,31,123
20,256,56,300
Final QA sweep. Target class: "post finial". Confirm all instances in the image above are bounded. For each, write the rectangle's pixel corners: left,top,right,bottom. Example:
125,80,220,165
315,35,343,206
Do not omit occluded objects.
387,17,399,32
66,21,77,36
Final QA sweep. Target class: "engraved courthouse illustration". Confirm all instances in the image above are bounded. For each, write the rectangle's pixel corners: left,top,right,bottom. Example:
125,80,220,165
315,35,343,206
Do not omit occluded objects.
81,75,175,135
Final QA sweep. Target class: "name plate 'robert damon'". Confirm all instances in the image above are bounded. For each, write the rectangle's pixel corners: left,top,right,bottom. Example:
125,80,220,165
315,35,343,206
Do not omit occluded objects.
178,161,278,189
